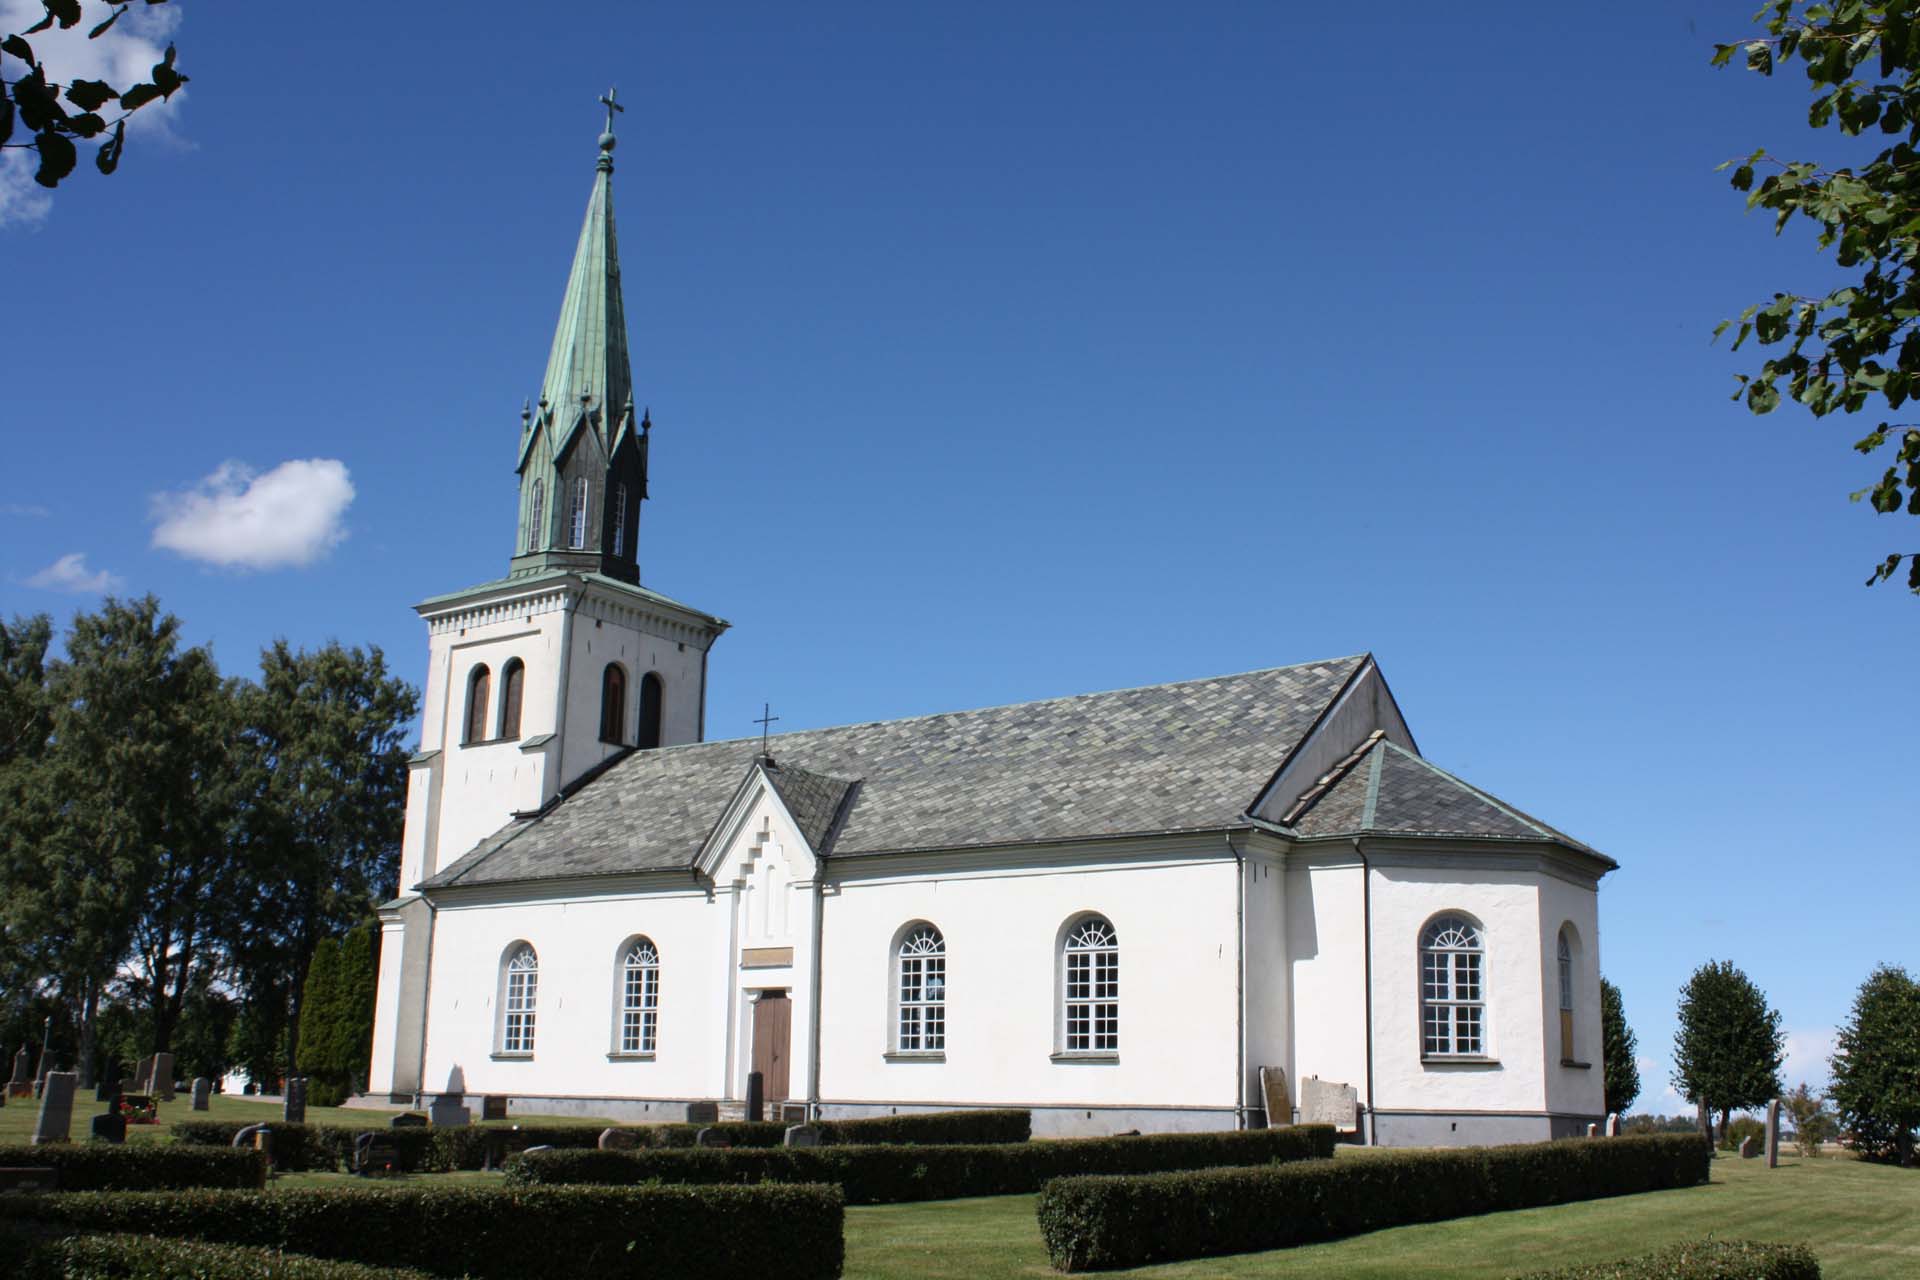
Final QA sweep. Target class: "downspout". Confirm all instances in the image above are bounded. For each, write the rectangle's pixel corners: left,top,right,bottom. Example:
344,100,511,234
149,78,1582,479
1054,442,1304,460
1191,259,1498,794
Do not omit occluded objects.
1230,831,1246,1129
414,894,439,1107
1353,838,1376,1146
808,864,826,1120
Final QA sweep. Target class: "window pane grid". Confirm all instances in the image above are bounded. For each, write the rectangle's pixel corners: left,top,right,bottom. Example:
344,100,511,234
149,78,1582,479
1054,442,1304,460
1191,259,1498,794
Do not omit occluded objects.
502,947,537,1054
1063,919,1118,1052
897,927,945,1052
621,940,659,1054
1420,917,1483,1057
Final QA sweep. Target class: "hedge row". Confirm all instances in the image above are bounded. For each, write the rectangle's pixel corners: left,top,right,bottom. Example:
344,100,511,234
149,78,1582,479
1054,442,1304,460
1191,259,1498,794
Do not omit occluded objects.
816,1109,1031,1146
0,1144,266,1192
0,1182,845,1280
1036,1133,1713,1271
1515,1239,1820,1280
1,1229,433,1279
508,1125,1338,1205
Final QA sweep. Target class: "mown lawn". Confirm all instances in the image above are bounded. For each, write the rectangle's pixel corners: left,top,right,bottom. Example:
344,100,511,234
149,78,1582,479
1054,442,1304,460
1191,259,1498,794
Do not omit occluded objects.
842,1152,1919,1280
0,1089,608,1144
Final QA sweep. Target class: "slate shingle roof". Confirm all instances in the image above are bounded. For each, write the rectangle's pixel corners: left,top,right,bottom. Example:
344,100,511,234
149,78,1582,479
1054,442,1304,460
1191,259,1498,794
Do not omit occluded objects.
422,655,1369,888
1288,738,1608,862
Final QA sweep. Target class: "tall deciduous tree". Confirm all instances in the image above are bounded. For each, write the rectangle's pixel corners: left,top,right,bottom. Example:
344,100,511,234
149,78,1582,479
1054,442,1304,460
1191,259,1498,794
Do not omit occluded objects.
1601,977,1642,1116
227,641,415,1075
1828,964,1920,1164
1713,1,1920,592
1673,960,1786,1139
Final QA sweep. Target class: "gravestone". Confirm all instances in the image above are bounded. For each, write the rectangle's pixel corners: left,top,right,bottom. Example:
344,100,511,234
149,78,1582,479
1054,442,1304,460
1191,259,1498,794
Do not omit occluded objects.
283,1077,307,1125
1586,1123,1599,1137
784,1123,822,1148
90,1112,126,1145
685,1101,719,1124
428,1095,470,1127
31,1071,76,1145
1299,1076,1360,1131
1765,1098,1781,1169
695,1127,731,1148
482,1094,508,1122
1739,1134,1759,1159
191,1077,211,1112
151,1053,175,1101
746,1071,764,1124
7,1044,31,1100
132,1056,154,1095
1258,1065,1291,1128
1606,1112,1621,1137
390,1112,428,1128
598,1127,638,1151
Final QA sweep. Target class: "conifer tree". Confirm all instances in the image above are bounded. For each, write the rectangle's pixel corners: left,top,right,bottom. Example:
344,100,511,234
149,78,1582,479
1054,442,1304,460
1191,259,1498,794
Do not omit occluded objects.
1601,977,1641,1116
295,937,342,1084
336,922,379,1089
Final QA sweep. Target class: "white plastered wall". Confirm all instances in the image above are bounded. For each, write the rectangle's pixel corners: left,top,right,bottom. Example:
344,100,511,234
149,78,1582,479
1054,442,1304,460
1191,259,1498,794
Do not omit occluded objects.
1242,848,1290,1121
817,846,1242,1127
1539,871,1606,1121
1288,853,1371,1101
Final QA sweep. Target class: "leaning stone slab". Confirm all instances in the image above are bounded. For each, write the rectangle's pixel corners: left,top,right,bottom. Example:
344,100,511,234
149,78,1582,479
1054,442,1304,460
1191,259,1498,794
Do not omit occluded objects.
1739,1135,1759,1158
151,1053,174,1101
695,1127,731,1148
31,1072,76,1145
1765,1098,1781,1169
1259,1065,1291,1128
784,1124,822,1148
1298,1075,1359,1131
599,1127,639,1151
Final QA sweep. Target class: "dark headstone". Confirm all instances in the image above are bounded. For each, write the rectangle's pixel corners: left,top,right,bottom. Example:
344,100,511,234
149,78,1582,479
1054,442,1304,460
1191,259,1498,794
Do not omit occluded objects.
31,1071,76,1145
746,1071,764,1124
695,1127,731,1148
151,1053,175,1101
1739,1134,1759,1159
390,1112,428,1128
90,1112,126,1145
482,1094,508,1122
684,1101,719,1124
352,1131,402,1176
784,1124,822,1148
598,1127,638,1151
133,1056,154,1095
8,1045,30,1087
191,1077,211,1111
283,1077,307,1125
1766,1098,1781,1168
232,1123,269,1148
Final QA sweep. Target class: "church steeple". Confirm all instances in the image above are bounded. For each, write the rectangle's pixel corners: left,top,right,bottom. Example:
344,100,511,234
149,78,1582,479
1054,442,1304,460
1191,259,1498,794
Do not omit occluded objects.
511,91,648,585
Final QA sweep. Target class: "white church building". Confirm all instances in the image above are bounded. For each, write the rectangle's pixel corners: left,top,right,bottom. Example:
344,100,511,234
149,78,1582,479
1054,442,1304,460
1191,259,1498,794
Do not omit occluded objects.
367,114,1615,1145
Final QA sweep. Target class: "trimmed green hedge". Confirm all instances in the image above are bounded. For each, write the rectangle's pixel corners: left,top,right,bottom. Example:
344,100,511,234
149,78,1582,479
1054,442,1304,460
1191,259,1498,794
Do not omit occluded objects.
508,1125,1337,1205
0,1144,266,1192
1516,1239,1820,1279
0,1183,844,1280
1036,1133,1713,1271
3,1229,433,1279
816,1109,1031,1146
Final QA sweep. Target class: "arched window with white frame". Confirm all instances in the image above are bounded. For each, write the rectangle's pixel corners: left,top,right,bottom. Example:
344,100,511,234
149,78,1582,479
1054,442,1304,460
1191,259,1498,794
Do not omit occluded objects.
895,924,946,1053
498,943,539,1056
1421,914,1485,1058
618,936,660,1055
1061,915,1119,1054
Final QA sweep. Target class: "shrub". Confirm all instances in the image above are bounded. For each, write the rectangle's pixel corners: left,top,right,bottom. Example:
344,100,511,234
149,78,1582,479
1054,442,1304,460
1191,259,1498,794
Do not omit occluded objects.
1720,1116,1766,1152
4,1228,433,1279
0,1144,266,1192
509,1125,1336,1205
169,1121,610,1173
1034,1133,1712,1271
1514,1238,1820,1279
815,1109,1030,1146
0,1182,843,1280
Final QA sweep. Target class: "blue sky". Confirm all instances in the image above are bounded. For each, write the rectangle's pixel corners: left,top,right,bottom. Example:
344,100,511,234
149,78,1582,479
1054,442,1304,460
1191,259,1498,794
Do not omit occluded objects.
3,1,1913,1112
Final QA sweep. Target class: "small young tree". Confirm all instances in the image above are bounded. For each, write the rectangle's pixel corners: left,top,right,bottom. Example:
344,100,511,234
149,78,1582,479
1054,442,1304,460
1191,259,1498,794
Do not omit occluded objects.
1601,977,1641,1116
1783,1082,1836,1158
1673,959,1785,1140
1828,964,1920,1165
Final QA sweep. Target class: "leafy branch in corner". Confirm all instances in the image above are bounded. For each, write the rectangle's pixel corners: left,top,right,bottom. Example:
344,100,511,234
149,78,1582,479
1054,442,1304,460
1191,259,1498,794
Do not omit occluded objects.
1712,0,1920,591
0,1,186,189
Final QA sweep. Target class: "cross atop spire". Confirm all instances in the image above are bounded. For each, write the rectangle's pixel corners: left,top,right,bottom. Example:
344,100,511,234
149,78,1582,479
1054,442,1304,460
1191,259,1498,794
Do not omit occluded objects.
600,87,623,136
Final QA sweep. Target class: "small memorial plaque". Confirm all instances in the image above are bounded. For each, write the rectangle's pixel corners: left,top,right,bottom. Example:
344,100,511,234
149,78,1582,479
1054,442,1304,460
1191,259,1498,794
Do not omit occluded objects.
1258,1065,1290,1128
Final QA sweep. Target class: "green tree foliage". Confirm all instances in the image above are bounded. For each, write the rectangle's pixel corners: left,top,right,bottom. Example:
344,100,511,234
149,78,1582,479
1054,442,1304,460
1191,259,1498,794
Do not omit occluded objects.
337,922,379,1088
1713,1,1920,592
1673,959,1786,1139
1783,1081,1838,1156
0,1,187,188
295,936,342,1089
1601,977,1641,1116
1828,964,1920,1163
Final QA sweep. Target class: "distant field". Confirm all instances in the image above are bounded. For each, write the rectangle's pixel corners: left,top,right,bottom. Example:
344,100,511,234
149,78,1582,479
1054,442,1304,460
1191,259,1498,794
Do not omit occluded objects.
0,1088,613,1144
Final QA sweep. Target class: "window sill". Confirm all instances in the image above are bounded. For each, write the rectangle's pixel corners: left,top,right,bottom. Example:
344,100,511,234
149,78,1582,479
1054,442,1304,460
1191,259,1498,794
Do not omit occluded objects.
883,1051,946,1064
1050,1051,1119,1064
1560,1059,1593,1070
463,736,521,749
1421,1055,1499,1067
490,1052,534,1062
606,1052,657,1062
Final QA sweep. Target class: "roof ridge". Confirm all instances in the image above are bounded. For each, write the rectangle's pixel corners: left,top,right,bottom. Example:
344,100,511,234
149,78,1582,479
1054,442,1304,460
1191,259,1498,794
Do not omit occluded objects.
684,654,1372,755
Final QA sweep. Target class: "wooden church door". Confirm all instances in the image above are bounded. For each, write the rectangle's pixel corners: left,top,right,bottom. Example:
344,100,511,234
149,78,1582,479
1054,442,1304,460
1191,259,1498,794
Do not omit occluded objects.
751,990,791,1102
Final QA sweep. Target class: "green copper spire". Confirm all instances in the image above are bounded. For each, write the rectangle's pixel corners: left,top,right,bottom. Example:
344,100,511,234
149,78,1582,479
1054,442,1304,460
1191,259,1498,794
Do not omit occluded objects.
509,92,648,585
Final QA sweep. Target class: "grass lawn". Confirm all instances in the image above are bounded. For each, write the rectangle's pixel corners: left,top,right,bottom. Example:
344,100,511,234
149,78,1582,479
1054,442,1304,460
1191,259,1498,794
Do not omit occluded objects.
0,1089,613,1145
842,1152,1920,1280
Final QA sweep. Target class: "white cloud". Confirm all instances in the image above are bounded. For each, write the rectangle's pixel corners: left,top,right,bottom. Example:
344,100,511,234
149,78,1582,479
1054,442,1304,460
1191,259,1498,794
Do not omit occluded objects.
25,551,122,594
0,0,189,229
2,502,51,517
1783,1027,1836,1092
150,459,355,570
